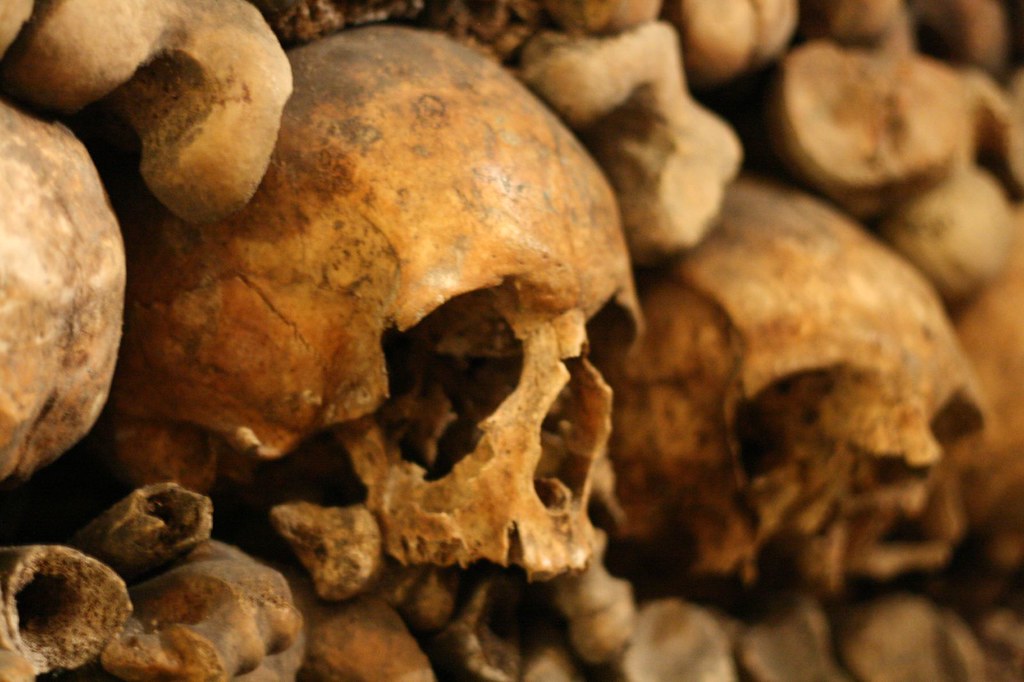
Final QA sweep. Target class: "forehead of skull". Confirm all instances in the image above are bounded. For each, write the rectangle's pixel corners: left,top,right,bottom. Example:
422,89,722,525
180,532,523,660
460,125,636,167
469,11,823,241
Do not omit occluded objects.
229,26,637,334
676,177,978,421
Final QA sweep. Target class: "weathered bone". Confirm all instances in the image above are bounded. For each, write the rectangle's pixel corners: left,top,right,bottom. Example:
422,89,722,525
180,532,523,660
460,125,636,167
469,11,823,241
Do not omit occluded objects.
1,0,292,223
0,545,130,674
521,22,742,262
270,501,382,601
72,483,213,581
0,97,125,487
100,541,301,680
607,176,980,583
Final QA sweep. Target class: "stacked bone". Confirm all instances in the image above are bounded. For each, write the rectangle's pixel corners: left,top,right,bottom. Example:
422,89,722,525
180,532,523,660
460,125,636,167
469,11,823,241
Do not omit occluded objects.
3,0,1024,679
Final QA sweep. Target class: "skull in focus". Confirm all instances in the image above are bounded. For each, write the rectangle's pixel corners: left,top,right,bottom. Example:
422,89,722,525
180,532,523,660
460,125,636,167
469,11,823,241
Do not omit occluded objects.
605,177,981,589
107,26,638,579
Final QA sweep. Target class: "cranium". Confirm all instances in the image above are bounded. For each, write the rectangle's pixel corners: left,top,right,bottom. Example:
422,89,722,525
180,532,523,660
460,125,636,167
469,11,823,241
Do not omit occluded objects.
107,26,638,579
605,177,980,587
0,97,125,486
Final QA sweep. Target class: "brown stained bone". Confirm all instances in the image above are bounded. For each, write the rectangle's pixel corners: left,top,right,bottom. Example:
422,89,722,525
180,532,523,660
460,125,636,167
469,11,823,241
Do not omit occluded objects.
100,541,301,680
662,0,797,89
737,594,851,682
541,529,636,665
769,41,970,219
520,22,742,263
0,545,131,674
268,0,424,44
543,0,661,33
339,325,615,578
96,628,306,682
878,164,1015,302
109,24,636,461
613,599,737,682
607,177,980,581
1,0,292,224
428,572,522,682
108,26,638,579
836,594,987,682
270,501,382,601
287,571,435,682
0,652,32,682
71,483,213,581
0,0,31,58
798,0,903,45
422,0,546,63
376,562,460,633
910,0,1010,76
607,280,752,577
0,98,125,487
837,67,1024,208
948,208,1024,568
772,56,1021,302
284,566,431,681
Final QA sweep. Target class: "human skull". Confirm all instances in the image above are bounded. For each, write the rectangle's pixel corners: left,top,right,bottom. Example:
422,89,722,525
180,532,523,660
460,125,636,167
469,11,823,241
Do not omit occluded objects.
606,177,980,588
107,26,638,579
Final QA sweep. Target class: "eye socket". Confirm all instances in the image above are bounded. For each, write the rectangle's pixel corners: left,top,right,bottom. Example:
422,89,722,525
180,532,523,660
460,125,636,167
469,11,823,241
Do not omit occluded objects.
382,287,525,481
736,369,839,478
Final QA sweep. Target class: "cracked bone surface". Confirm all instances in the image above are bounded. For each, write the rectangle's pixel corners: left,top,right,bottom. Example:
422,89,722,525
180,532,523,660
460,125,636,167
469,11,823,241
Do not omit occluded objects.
0,0,292,223
107,25,638,579
5,4,1024,679
0,97,125,487
606,176,980,584
100,541,302,680
521,21,742,263
0,545,131,674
